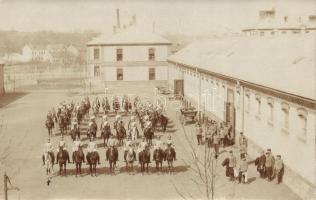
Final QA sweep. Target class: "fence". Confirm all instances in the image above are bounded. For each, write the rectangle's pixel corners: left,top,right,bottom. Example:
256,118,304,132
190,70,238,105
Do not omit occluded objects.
4,63,87,92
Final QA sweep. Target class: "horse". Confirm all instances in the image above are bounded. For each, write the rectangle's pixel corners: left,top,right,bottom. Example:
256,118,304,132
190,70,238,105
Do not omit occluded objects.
56,147,70,176
144,127,153,146
87,121,97,140
43,151,54,186
116,123,126,146
58,115,66,136
101,125,111,148
72,146,85,177
45,117,54,138
86,151,100,177
124,148,136,175
106,146,119,174
153,148,164,174
164,146,176,174
139,147,151,174
157,114,169,133
70,127,80,141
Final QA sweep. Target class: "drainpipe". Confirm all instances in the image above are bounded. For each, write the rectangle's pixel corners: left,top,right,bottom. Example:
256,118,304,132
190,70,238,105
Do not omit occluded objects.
241,84,245,133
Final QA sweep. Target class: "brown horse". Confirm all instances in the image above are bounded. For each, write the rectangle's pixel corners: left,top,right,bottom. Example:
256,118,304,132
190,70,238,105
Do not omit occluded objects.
101,125,111,148
72,146,85,177
86,151,100,177
139,146,151,174
56,147,70,176
153,148,164,174
106,146,119,174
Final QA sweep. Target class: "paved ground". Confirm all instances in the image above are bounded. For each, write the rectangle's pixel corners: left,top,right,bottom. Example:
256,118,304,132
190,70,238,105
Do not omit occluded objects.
0,82,301,200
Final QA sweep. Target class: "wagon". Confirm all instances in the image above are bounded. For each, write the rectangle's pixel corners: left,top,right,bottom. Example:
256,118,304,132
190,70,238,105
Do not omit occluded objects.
179,108,198,125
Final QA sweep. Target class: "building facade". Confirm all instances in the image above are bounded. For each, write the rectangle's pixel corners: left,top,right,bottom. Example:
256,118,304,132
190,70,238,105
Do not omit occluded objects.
86,28,172,83
167,35,316,199
0,60,4,95
242,9,316,36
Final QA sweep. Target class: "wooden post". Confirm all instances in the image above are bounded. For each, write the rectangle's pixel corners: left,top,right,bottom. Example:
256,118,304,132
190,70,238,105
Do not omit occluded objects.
4,173,8,200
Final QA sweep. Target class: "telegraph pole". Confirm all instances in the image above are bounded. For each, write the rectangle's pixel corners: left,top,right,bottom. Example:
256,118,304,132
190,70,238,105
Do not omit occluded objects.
4,173,8,200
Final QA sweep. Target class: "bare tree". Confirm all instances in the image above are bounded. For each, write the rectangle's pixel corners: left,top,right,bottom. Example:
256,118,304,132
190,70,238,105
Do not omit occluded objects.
173,119,219,200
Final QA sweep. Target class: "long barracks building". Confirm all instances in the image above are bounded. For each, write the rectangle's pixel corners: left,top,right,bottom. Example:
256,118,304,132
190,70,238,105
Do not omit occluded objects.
167,34,316,199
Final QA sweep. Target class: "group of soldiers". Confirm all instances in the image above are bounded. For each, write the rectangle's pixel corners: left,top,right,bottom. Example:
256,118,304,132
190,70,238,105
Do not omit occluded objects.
221,132,285,184
43,95,176,174
194,120,233,156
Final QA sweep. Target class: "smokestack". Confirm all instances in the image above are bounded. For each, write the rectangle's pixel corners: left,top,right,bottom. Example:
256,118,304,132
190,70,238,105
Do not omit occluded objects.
132,15,136,25
116,8,121,28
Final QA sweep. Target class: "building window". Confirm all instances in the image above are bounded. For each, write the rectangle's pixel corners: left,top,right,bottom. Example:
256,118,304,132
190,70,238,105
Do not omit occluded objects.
271,31,275,35
292,30,301,34
282,31,287,34
149,68,155,80
116,48,123,61
297,108,308,142
94,65,100,77
281,102,290,133
117,68,123,80
260,31,265,36
305,30,310,33
93,48,100,60
267,98,274,125
245,90,250,113
148,48,155,61
236,88,241,109
255,94,261,119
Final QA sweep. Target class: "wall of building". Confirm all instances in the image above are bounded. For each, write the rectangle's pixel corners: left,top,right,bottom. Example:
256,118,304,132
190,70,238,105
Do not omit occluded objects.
88,45,169,62
168,63,316,198
0,64,4,94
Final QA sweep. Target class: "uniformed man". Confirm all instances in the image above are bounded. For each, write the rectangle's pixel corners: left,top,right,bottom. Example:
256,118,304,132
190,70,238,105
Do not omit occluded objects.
43,138,54,165
73,136,82,152
195,122,203,145
274,155,284,184
88,136,97,153
58,136,66,150
265,149,275,181
238,157,248,184
255,151,266,178
154,135,163,150
166,135,173,148
108,134,119,147
139,137,148,151
228,150,237,181
213,133,220,157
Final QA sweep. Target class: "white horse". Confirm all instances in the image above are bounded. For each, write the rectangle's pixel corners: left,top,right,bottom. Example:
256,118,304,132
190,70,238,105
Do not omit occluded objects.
44,152,54,186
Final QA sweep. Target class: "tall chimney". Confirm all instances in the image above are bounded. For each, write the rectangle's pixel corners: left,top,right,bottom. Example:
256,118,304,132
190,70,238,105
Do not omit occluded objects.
116,8,121,28
132,15,136,25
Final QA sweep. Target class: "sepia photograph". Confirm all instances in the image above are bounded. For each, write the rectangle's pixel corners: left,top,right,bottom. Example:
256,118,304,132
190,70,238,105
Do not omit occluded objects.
0,0,315,199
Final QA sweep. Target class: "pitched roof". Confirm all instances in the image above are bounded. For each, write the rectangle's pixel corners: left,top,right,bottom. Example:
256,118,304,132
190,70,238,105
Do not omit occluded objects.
168,34,316,100
87,27,172,46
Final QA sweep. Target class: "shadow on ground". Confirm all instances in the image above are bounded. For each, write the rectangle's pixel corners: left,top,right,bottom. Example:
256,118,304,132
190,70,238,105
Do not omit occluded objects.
0,92,28,108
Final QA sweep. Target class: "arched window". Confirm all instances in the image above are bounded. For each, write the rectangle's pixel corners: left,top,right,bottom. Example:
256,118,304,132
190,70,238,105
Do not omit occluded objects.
255,94,261,118
281,102,290,131
267,97,274,124
297,108,308,141
245,90,250,113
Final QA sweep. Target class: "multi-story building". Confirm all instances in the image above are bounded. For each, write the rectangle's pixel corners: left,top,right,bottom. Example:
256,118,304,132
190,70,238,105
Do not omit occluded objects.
21,44,50,62
86,27,172,83
242,9,316,36
167,34,315,199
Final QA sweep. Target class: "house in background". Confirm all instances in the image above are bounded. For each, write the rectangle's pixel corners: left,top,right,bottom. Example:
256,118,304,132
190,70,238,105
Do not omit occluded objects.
86,27,172,83
21,44,51,62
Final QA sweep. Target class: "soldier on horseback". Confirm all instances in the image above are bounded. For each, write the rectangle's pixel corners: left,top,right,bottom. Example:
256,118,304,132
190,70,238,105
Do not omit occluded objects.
58,136,66,151
42,138,55,166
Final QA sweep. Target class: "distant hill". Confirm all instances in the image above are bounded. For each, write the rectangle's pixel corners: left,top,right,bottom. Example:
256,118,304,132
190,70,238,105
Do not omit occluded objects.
0,30,99,54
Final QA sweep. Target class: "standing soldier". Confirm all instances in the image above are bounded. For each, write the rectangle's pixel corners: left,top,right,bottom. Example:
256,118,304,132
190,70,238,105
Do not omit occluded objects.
195,122,203,145
265,149,275,181
239,132,248,158
238,157,248,184
255,151,266,178
213,133,220,157
274,155,284,184
228,150,237,181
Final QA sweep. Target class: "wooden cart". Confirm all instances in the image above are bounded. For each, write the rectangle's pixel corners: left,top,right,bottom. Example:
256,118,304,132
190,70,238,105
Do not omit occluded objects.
179,108,198,125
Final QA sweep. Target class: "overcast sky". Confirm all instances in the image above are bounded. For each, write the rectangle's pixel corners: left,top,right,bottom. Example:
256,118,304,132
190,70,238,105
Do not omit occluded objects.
0,0,314,35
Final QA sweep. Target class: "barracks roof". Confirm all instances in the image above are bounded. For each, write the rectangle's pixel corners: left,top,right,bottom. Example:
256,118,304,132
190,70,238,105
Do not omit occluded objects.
168,34,316,100
87,27,172,46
